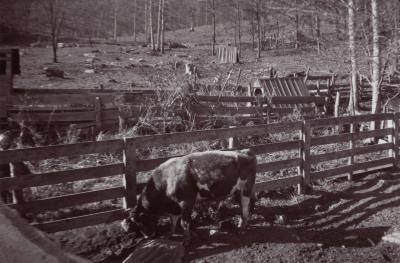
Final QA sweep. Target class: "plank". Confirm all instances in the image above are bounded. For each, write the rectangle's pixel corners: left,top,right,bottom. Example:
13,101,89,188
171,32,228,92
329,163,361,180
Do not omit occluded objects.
191,105,262,115
9,187,125,214
256,158,302,173
194,96,265,103
311,157,393,180
10,94,94,106
0,139,123,164
9,111,95,122
11,88,136,95
310,113,393,127
33,208,127,233
311,128,392,146
254,175,302,192
311,143,392,164
128,122,303,148
251,140,302,154
270,96,325,105
0,163,124,191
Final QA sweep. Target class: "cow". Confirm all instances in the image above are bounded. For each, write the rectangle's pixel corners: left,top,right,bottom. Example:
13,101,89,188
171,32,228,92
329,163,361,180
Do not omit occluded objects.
121,149,257,244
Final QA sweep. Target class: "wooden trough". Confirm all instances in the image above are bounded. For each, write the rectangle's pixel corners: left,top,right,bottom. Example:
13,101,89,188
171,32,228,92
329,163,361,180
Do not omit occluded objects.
123,239,185,263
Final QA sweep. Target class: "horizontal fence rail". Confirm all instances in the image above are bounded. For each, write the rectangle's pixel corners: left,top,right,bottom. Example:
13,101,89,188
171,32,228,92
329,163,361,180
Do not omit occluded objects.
0,113,399,233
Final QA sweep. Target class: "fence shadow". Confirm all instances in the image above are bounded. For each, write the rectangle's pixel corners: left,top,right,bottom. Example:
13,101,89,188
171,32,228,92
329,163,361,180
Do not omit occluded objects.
187,169,400,261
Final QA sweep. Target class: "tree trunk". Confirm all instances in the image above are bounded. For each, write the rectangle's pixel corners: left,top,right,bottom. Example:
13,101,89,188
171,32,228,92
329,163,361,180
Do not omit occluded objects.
371,0,381,129
133,0,137,42
113,0,118,40
160,0,165,54
237,0,241,57
211,0,216,56
295,7,299,49
315,14,320,54
149,0,155,50
251,12,255,49
348,0,359,115
156,0,162,50
256,0,261,58
145,0,148,43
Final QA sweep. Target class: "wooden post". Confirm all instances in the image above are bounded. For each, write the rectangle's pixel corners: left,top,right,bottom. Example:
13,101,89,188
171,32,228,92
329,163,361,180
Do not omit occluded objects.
334,91,340,133
347,122,354,181
0,51,12,125
123,137,137,209
391,112,400,168
94,96,102,133
10,162,29,204
298,120,311,194
228,126,236,149
316,80,320,96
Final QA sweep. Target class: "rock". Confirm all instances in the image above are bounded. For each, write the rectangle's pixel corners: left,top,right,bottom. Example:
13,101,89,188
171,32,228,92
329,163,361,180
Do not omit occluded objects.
57,42,64,48
382,231,400,244
122,239,184,263
44,67,64,78
138,58,145,62
169,42,187,49
84,69,95,74
83,53,96,58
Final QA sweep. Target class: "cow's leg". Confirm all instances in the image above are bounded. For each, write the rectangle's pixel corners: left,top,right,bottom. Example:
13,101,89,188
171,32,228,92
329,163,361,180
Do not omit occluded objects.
238,179,255,231
170,215,180,235
179,201,194,246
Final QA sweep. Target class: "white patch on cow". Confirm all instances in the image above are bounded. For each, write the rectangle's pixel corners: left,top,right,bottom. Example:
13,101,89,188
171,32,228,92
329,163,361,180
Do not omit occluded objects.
230,178,247,194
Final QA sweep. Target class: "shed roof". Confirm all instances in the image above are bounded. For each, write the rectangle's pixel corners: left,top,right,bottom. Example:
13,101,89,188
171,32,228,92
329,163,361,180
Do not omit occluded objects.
251,77,311,108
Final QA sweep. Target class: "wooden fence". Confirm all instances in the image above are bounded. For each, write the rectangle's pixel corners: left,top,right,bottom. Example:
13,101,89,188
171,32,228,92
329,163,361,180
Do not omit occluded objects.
7,88,326,132
0,113,398,233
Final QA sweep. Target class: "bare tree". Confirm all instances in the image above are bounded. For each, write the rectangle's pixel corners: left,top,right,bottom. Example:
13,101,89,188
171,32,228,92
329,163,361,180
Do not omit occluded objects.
255,0,261,58
149,0,155,50
156,0,162,50
371,0,381,129
211,0,216,56
42,0,65,63
236,0,242,57
347,0,359,115
160,0,166,54
132,0,137,42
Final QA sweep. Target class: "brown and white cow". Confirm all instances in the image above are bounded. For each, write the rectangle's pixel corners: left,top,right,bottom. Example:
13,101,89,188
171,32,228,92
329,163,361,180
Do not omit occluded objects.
121,149,257,243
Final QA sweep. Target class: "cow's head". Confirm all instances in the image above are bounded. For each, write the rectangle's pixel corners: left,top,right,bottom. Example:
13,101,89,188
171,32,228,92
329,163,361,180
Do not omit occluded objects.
121,205,158,238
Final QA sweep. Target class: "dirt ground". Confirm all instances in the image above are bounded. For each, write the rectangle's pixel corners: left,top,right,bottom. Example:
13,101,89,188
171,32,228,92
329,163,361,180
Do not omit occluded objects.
54,169,400,263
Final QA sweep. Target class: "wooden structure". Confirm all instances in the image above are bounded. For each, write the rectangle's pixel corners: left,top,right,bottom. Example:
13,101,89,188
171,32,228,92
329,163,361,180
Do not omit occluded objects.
215,45,239,64
0,113,397,233
249,77,324,114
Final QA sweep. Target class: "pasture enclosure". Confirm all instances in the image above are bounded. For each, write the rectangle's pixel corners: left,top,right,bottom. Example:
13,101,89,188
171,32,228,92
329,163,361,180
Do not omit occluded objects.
0,113,398,234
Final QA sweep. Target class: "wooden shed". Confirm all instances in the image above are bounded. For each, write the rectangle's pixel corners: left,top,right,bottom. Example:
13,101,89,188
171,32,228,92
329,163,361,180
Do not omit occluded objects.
249,77,321,113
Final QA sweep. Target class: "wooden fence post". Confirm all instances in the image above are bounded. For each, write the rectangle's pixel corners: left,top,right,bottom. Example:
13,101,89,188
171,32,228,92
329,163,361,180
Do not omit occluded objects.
94,96,102,133
347,121,354,181
390,112,400,168
0,51,12,125
123,137,137,209
298,119,311,194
